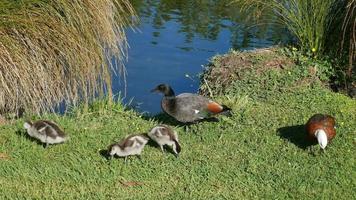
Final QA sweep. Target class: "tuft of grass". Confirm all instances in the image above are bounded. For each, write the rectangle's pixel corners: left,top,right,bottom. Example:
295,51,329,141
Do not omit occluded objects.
341,0,355,82
234,0,355,89
0,49,355,199
235,0,341,55
0,0,136,114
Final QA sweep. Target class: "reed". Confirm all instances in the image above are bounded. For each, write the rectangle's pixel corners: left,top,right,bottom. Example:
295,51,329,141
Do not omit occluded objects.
341,0,355,81
0,0,136,115
236,0,341,55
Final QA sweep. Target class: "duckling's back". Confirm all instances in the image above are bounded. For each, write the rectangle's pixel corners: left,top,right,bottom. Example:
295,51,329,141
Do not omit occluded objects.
34,121,66,137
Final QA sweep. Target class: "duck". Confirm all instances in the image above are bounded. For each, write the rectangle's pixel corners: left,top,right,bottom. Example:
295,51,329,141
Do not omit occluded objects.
107,133,149,163
23,120,68,148
305,114,336,150
151,84,231,123
148,124,181,157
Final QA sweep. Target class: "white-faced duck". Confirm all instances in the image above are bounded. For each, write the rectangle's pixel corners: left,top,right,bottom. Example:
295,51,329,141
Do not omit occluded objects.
23,120,68,148
107,133,149,163
306,114,336,150
148,125,181,157
151,84,231,123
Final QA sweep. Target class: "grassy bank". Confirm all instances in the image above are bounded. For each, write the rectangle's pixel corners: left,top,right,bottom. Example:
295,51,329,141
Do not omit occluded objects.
235,0,355,91
1,48,355,199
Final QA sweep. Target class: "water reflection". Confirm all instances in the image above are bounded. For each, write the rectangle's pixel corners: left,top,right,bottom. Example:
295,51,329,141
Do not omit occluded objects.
113,0,288,114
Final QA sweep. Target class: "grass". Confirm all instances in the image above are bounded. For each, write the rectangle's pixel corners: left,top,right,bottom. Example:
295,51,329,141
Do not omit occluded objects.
235,0,339,55
0,0,136,114
0,49,355,199
234,0,355,89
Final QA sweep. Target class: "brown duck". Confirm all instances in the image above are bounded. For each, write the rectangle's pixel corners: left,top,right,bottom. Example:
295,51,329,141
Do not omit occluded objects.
151,84,231,123
305,114,336,149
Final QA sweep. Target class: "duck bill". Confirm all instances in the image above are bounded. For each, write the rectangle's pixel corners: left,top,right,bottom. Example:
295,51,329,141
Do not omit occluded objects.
150,88,159,93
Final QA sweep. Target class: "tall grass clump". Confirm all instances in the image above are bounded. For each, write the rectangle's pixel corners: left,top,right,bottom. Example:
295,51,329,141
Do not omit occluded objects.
235,0,355,88
236,0,340,55
0,0,136,115
341,0,355,82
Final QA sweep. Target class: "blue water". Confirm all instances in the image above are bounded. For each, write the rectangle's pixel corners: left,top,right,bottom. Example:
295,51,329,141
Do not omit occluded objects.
112,0,286,115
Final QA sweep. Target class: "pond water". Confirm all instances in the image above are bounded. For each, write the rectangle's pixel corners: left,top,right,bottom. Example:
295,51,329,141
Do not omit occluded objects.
112,0,288,115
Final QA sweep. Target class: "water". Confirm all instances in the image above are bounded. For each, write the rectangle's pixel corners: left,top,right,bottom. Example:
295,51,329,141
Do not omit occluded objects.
112,0,287,115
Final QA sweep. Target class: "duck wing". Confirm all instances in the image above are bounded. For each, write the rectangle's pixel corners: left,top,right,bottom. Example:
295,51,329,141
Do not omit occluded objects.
163,93,221,122
32,121,49,136
118,136,135,149
158,125,177,141
42,120,66,137
32,120,65,139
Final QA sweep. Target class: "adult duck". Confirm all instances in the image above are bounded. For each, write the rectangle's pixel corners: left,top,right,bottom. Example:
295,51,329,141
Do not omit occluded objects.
305,114,336,150
151,84,231,123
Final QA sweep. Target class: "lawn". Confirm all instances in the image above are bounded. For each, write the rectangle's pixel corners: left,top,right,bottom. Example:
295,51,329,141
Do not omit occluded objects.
0,48,355,199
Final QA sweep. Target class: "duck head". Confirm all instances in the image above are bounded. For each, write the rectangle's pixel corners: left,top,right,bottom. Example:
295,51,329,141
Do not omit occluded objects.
151,84,175,97
107,143,120,159
23,120,33,129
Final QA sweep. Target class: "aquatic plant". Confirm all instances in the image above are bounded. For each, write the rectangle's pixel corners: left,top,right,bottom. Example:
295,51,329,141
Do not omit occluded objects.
341,0,355,83
236,0,341,54
235,0,354,88
0,0,136,115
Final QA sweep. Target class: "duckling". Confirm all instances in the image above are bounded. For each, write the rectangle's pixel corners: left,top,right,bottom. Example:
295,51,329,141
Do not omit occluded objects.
107,133,149,163
151,84,231,123
306,114,336,150
148,125,181,157
23,120,68,148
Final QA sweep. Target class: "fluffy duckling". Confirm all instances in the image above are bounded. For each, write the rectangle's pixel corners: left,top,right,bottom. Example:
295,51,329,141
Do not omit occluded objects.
151,84,231,123
306,114,336,150
107,133,149,162
23,120,68,147
148,125,181,157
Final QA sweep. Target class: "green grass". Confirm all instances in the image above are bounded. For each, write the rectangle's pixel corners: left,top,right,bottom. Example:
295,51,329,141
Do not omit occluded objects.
1,49,355,199
234,0,355,90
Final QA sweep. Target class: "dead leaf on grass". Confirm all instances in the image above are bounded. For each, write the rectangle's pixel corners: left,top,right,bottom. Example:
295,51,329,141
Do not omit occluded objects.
0,153,10,160
119,180,144,187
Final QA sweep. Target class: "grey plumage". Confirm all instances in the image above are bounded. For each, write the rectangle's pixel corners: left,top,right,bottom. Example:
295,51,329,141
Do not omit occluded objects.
152,84,231,123
23,120,68,147
162,93,213,123
148,125,181,156
107,133,149,162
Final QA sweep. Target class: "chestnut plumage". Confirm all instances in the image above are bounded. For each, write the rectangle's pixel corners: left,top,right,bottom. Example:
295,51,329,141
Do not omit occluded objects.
305,114,336,149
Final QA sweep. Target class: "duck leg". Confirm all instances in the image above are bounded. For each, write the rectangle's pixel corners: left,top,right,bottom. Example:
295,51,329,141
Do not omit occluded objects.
160,145,165,153
124,156,128,164
321,148,326,154
44,136,49,148
136,155,143,163
172,144,178,157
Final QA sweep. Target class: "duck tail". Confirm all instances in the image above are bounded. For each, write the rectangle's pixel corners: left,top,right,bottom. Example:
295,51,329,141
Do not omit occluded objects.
220,105,232,117
173,139,181,154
